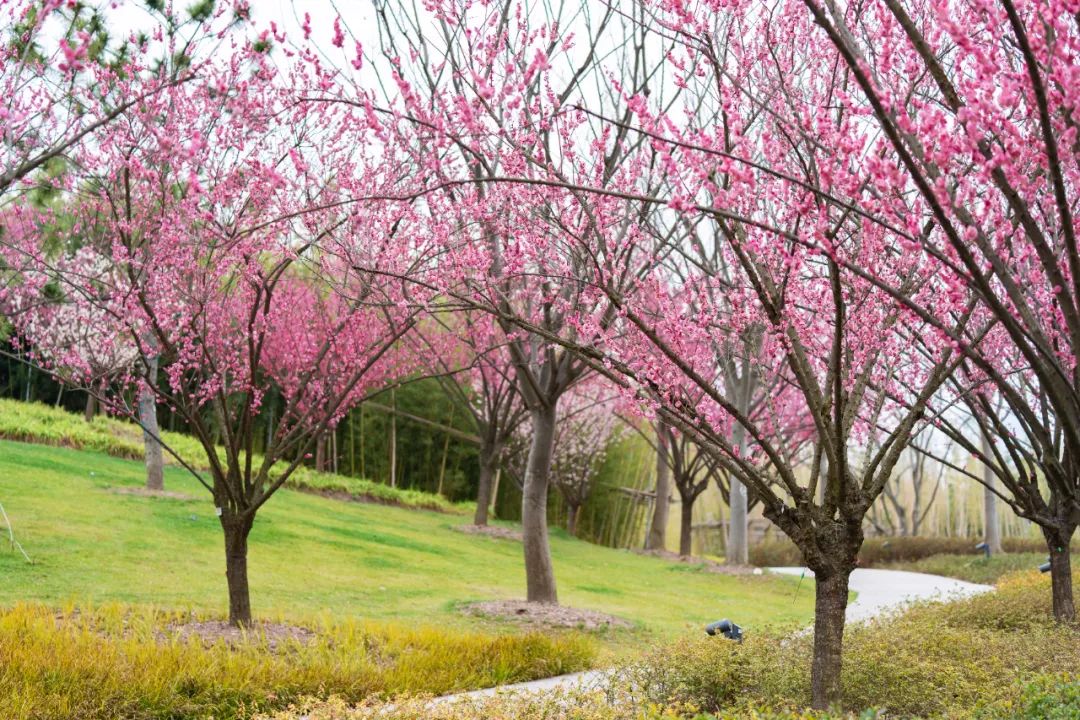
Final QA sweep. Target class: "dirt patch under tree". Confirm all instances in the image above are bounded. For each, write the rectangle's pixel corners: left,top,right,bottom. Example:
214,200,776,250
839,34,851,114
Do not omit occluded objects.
461,600,632,631
163,620,316,651
110,486,199,501
454,524,524,542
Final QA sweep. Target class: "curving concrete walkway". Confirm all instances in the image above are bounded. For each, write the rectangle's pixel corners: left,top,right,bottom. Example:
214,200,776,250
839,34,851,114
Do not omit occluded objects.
437,568,993,703
767,566,992,622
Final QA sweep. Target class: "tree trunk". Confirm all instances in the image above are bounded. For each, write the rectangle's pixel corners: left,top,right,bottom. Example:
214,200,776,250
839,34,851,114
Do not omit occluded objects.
728,478,748,564
1044,525,1076,622
473,444,498,526
490,466,502,519
679,497,694,557
221,513,255,627
523,403,558,603
84,392,97,422
811,570,851,710
388,389,397,487
981,432,1002,554
567,503,581,536
646,421,671,551
139,356,164,492
728,422,749,564
315,433,326,472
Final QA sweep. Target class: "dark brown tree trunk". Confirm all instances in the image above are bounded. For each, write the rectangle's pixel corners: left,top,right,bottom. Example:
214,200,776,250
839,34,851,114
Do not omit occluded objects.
1044,525,1076,622
811,570,850,710
567,504,581,536
222,513,255,627
679,498,693,557
523,403,558,603
473,444,498,526
646,421,671,551
84,392,97,422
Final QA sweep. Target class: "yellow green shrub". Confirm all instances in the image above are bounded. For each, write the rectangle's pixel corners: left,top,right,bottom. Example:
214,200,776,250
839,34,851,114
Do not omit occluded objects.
0,603,594,720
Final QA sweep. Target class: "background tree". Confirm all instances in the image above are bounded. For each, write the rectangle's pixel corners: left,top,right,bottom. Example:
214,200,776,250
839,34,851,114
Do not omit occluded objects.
645,417,672,551
548,379,624,537
872,432,949,537
368,0,676,605
420,313,527,526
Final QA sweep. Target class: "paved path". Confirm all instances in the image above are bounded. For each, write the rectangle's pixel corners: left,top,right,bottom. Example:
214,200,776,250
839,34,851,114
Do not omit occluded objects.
767,567,992,622
437,568,993,702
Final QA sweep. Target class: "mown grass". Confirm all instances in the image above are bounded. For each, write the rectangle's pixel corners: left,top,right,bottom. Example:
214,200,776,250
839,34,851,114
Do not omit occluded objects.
880,552,1049,585
0,399,466,513
0,602,593,720
276,570,1080,719
0,438,815,653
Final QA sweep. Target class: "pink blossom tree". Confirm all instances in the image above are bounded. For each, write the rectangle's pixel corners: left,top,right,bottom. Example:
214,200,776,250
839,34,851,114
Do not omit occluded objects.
767,0,1080,625
5,38,423,626
378,2,970,707
368,0,676,605
419,312,528,526
547,378,625,537
0,0,234,200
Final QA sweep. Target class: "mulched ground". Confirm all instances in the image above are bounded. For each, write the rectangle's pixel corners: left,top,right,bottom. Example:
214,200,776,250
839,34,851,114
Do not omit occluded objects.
162,620,316,651
461,600,632,631
110,486,198,501
454,524,524,541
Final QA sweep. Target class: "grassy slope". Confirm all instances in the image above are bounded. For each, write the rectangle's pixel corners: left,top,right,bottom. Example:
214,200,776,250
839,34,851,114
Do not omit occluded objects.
0,439,814,653
0,399,468,513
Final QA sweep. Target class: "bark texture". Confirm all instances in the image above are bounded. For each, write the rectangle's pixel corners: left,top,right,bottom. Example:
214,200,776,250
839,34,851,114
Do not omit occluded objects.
679,499,693,557
567,504,581,536
222,512,255,627
473,443,498,526
981,432,1002,554
139,355,164,491
523,404,558,603
811,570,851,710
646,422,671,551
727,478,748,564
1044,525,1077,622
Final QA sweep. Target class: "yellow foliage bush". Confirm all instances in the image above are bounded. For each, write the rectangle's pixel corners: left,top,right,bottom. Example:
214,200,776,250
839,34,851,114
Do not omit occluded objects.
0,603,594,720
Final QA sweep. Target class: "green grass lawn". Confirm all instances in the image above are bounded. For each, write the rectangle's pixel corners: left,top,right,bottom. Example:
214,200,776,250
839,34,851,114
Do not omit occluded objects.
0,439,814,655
0,399,469,513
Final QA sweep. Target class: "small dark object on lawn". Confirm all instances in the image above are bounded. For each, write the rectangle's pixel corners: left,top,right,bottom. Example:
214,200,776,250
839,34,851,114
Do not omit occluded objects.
1039,559,1052,573
975,542,991,558
705,618,743,641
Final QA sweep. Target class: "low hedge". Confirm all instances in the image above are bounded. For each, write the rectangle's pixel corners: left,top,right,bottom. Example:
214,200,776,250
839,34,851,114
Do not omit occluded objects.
625,570,1079,718
264,691,866,719
265,675,1080,720
748,535,1057,568
268,570,1080,719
